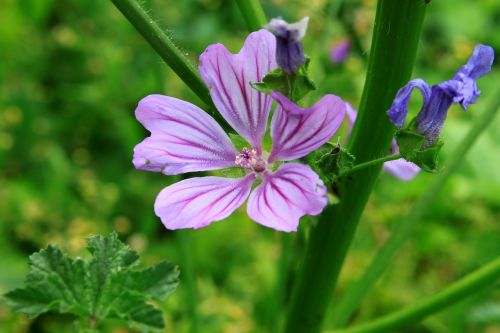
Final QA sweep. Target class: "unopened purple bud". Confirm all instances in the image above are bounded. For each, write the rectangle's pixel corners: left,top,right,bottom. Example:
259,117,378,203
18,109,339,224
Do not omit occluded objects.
330,39,351,64
266,17,309,74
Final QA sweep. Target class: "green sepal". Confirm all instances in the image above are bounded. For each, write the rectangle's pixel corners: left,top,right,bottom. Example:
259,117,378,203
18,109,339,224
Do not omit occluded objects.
395,127,443,173
395,128,425,160
250,60,316,102
307,142,356,185
410,141,443,173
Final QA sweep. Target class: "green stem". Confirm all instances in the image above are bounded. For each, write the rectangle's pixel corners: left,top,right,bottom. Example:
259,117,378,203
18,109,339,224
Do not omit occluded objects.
177,231,199,333
329,256,500,333
283,1,427,332
110,0,227,127
339,153,402,178
235,0,267,31
332,93,500,327
272,233,293,332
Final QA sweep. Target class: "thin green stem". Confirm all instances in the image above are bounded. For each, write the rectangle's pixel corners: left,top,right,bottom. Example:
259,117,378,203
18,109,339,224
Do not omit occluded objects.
339,153,402,178
110,0,228,127
329,256,500,333
283,1,428,332
332,93,500,327
235,0,268,31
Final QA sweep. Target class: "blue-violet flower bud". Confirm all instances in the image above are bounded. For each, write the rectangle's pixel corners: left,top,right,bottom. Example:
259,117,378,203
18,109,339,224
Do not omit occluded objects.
387,44,494,147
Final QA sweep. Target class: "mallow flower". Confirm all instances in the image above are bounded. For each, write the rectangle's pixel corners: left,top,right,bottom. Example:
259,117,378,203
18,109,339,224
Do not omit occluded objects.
266,17,309,74
345,103,420,181
387,44,494,147
133,30,346,232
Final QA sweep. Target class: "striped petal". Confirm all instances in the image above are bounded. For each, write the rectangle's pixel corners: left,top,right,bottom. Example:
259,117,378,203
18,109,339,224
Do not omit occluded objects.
199,29,277,151
384,158,420,181
133,94,238,175
268,92,346,163
247,163,327,232
155,175,256,230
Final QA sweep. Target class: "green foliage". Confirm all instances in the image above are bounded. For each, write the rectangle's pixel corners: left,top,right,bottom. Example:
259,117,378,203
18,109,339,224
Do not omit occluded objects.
250,61,316,102
4,233,180,332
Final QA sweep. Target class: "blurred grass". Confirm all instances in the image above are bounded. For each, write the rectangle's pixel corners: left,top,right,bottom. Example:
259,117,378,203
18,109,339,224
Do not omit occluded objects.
0,0,498,332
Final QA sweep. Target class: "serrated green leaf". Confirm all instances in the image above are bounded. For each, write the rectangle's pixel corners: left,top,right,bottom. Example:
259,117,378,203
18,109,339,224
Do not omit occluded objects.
109,291,165,332
4,233,180,332
5,245,89,317
5,285,62,318
126,261,180,300
86,233,139,318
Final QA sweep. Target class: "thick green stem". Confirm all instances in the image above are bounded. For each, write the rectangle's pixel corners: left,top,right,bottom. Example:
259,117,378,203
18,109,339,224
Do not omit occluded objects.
235,0,267,31
329,256,500,333
332,93,500,327
339,153,402,178
110,0,227,127
283,1,427,332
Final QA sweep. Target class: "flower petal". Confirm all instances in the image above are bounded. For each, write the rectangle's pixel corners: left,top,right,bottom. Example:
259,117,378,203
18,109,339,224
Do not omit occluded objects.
387,79,432,127
384,159,420,181
454,44,494,80
415,85,454,146
247,163,327,232
199,30,277,150
155,175,255,230
268,92,346,162
133,94,238,175
345,101,357,128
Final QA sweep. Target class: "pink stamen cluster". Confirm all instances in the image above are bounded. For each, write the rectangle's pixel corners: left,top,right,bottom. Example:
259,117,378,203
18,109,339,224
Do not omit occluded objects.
235,147,267,173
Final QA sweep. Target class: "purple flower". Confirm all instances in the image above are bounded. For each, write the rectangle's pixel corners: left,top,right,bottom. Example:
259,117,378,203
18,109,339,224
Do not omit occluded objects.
266,17,309,74
330,39,351,64
133,30,346,232
387,44,494,146
345,103,420,181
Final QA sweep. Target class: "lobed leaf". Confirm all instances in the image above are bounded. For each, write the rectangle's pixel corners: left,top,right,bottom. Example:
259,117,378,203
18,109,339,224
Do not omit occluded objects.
4,233,180,331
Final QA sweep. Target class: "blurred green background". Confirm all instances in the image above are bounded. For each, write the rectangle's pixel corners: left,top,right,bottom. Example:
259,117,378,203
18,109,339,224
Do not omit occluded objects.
0,0,499,332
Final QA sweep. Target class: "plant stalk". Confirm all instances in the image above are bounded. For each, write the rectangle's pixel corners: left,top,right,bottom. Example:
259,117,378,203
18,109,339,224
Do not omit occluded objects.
235,0,268,31
332,92,500,326
283,1,428,332
110,0,228,127
329,256,500,333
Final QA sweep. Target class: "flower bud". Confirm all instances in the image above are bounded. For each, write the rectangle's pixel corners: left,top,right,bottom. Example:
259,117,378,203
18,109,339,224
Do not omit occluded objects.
266,17,309,74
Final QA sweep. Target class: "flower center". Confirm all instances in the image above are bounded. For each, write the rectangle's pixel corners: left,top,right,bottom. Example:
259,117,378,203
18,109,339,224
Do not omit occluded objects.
235,147,267,173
